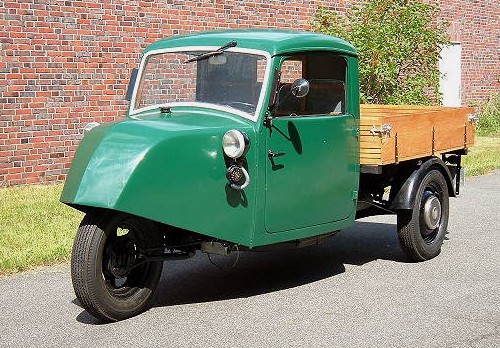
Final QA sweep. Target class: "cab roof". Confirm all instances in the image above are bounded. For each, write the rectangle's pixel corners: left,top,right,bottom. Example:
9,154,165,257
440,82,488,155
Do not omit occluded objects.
143,29,357,57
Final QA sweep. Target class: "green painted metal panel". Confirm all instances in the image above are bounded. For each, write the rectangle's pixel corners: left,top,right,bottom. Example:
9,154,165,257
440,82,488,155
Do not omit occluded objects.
264,115,357,233
144,29,357,58
61,122,118,203
61,109,258,246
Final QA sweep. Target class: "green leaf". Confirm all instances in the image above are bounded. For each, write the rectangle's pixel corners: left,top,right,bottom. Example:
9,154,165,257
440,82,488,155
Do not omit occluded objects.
312,0,451,105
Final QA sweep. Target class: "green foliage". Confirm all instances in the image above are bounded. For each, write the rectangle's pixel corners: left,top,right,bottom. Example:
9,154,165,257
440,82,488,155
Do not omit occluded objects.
476,93,500,136
312,0,450,105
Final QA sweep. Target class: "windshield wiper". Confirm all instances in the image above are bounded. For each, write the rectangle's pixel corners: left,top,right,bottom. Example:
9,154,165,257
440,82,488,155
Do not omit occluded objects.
184,41,237,63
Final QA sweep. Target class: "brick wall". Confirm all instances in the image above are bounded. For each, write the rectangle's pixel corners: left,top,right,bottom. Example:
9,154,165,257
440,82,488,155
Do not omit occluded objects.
439,0,499,102
0,0,498,187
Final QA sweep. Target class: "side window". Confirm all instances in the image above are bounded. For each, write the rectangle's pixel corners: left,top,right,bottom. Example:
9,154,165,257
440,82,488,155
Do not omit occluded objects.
275,58,304,115
275,53,347,116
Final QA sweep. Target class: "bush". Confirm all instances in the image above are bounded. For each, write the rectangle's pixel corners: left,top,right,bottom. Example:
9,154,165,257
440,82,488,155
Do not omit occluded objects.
476,93,500,136
312,0,450,105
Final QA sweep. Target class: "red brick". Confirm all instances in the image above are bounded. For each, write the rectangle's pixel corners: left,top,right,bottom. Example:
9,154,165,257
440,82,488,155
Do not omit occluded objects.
0,0,497,187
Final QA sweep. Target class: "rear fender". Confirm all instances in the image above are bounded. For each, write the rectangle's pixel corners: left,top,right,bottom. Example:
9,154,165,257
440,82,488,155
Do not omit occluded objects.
390,157,455,210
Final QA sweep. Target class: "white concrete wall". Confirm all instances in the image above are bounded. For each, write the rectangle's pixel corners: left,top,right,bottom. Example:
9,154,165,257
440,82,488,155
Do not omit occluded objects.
439,44,462,106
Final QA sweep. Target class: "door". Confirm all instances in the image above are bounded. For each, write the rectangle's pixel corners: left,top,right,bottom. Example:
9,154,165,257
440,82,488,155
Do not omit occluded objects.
265,115,357,233
264,53,357,233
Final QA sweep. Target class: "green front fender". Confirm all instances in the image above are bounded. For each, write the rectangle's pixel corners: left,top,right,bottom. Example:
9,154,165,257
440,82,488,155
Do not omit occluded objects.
61,117,257,246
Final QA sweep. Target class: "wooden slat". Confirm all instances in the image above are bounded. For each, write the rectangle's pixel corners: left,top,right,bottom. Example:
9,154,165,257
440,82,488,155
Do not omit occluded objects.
360,148,382,154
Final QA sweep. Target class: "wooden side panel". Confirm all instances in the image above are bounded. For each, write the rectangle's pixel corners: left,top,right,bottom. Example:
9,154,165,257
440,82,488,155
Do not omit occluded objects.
359,105,476,165
466,116,476,148
359,113,383,164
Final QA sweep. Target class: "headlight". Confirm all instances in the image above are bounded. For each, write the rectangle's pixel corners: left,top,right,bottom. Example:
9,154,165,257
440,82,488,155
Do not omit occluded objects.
222,129,249,159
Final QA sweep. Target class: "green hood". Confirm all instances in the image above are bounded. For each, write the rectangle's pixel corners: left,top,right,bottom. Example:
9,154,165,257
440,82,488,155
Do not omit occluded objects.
61,109,257,245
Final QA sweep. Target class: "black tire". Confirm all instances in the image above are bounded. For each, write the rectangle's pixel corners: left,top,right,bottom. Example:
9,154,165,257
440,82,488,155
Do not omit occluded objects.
397,169,449,262
71,212,164,322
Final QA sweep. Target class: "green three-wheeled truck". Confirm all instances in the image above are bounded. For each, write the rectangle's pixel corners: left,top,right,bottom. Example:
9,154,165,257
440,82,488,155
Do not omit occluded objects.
61,30,476,322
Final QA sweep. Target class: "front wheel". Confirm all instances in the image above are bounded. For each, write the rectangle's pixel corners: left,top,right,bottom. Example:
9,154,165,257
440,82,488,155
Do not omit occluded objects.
71,212,164,322
397,169,450,262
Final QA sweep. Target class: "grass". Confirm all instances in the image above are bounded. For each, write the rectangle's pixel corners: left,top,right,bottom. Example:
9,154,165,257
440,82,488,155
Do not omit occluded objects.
475,93,500,136
0,134,499,275
465,93,500,175
0,184,83,275
463,134,500,176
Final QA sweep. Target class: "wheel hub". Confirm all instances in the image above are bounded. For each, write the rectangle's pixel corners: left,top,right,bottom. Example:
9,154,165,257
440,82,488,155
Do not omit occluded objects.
106,238,136,278
422,194,441,231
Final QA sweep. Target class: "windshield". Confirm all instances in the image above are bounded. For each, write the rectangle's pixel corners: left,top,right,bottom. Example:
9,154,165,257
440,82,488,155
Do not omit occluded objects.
132,49,269,119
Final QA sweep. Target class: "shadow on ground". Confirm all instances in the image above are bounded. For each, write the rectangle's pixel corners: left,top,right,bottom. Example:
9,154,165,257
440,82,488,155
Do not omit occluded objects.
75,220,407,324
154,220,405,306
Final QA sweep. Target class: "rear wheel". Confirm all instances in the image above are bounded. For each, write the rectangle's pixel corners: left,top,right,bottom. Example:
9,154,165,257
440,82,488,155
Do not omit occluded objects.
71,212,164,322
397,169,449,261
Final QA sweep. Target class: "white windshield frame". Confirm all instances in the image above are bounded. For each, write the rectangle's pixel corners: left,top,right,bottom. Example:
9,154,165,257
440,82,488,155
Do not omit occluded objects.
129,46,272,122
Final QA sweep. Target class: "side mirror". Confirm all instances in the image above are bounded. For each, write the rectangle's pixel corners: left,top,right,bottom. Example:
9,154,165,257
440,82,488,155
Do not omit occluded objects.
291,78,310,98
125,68,138,101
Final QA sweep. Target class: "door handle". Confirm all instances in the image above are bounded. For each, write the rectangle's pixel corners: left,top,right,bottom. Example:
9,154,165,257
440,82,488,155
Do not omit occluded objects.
268,150,286,158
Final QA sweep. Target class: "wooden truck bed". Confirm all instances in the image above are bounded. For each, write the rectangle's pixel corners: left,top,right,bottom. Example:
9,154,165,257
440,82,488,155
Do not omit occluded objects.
359,104,476,166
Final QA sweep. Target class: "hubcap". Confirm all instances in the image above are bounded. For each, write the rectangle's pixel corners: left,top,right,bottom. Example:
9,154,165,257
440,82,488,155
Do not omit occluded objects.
422,195,441,231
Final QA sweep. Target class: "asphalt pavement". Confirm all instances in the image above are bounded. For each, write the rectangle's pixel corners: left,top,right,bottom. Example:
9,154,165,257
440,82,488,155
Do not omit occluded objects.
1,171,499,348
